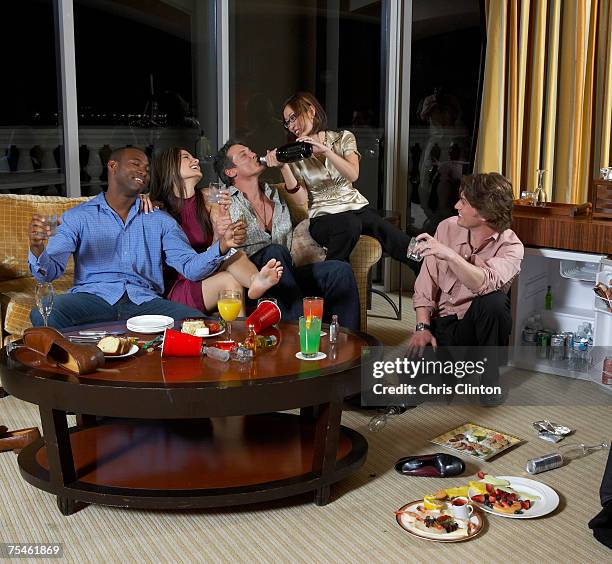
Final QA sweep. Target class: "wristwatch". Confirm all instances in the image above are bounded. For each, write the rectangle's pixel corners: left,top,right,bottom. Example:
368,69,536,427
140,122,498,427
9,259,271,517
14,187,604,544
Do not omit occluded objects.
415,322,431,332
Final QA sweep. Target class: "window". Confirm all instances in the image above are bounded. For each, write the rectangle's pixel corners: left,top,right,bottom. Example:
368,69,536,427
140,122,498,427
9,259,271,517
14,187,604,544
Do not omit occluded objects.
0,0,65,195
229,0,385,202
73,0,218,193
407,0,483,234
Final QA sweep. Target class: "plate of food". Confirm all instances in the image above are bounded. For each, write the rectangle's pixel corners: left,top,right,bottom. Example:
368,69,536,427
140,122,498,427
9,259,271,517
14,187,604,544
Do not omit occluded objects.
395,499,483,542
97,336,139,359
181,318,225,338
467,473,559,519
431,422,523,461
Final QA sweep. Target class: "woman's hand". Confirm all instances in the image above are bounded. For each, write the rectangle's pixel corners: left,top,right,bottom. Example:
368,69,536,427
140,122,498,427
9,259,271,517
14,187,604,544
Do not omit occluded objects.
297,136,331,156
264,149,285,168
139,194,160,214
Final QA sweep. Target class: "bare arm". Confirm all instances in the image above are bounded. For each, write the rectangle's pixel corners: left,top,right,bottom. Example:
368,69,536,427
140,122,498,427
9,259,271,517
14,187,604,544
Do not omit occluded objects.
298,136,360,183
264,149,309,206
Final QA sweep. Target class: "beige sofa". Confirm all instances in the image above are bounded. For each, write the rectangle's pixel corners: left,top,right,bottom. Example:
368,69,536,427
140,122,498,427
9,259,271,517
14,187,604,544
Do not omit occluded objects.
0,192,382,342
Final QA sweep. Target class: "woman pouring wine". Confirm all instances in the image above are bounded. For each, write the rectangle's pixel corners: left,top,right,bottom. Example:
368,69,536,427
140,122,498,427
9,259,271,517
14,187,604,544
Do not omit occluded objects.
263,91,414,265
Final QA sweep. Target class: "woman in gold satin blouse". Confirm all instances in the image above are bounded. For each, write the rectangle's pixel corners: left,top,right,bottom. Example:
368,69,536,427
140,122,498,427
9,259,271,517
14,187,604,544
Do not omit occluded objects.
264,91,412,264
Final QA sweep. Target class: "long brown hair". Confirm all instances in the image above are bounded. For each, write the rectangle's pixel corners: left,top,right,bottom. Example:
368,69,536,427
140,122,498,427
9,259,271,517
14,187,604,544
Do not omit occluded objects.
149,147,212,237
282,92,328,138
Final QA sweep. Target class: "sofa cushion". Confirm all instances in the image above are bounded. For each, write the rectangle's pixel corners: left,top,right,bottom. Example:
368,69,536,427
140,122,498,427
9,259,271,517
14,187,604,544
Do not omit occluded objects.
290,219,327,267
0,276,74,337
0,194,90,281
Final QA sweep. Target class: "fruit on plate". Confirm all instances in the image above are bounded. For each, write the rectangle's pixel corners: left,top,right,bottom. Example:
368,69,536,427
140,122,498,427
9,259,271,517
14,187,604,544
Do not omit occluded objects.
423,495,445,510
469,481,488,494
480,474,510,487
444,486,469,498
469,475,541,515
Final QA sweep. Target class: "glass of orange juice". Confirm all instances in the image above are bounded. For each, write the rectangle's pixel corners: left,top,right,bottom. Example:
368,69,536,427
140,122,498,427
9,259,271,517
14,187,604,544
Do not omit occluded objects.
218,290,242,341
303,297,324,322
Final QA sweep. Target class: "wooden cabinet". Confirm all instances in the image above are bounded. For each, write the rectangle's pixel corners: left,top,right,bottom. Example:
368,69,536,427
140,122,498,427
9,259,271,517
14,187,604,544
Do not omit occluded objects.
593,180,612,220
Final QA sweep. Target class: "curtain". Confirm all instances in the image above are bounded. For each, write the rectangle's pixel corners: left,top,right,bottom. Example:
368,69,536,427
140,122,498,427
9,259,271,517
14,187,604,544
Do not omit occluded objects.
475,0,612,203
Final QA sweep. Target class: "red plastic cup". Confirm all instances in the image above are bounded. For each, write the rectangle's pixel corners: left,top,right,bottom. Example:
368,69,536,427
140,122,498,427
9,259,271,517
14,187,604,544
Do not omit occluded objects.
162,328,203,357
245,300,281,333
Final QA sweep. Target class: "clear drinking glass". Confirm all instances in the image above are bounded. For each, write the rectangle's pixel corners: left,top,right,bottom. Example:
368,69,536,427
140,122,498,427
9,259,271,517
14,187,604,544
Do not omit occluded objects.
206,182,229,204
407,237,424,262
218,289,242,340
299,316,322,358
35,282,54,327
557,441,609,461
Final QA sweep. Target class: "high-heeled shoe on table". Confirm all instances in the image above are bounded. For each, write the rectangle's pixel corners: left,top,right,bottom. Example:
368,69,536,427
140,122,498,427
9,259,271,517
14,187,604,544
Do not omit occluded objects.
0,427,41,453
22,327,105,375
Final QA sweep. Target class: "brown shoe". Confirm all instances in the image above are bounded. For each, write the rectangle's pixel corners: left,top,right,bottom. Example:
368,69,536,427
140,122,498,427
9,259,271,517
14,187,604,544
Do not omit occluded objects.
23,327,105,375
0,427,41,453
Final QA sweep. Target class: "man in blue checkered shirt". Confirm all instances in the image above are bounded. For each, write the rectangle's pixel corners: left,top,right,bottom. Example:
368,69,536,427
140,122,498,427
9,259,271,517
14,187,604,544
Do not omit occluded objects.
28,147,245,329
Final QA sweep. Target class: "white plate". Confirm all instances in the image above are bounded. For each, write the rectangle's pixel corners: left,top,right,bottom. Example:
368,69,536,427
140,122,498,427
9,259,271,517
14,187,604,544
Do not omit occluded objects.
295,352,327,361
127,315,174,334
396,500,483,542
182,329,225,339
103,344,139,359
468,476,559,519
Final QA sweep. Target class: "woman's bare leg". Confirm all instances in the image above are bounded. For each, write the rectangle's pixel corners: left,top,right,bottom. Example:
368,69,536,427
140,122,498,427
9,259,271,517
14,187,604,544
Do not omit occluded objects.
201,271,245,315
222,251,283,300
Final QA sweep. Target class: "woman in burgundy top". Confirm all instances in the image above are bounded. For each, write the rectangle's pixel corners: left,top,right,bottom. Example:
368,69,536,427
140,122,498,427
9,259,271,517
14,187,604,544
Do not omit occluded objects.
146,148,282,314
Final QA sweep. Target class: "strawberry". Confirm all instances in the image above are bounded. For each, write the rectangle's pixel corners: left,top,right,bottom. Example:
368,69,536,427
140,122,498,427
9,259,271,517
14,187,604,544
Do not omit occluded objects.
207,322,221,333
471,494,485,503
486,483,494,494
521,500,531,510
488,495,496,504
477,471,486,479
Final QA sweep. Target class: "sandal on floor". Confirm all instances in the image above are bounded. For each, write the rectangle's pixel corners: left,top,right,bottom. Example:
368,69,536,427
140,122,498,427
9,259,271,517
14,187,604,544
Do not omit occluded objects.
0,427,41,453
23,327,105,375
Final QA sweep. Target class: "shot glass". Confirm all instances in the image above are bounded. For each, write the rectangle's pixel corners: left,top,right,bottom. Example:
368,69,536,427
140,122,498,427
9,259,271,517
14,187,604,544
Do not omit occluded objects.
407,237,424,262
299,316,322,358
43,214,58,237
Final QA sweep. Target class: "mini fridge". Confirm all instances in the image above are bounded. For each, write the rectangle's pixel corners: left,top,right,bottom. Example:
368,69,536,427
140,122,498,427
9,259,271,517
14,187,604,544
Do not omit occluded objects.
510,247,612,387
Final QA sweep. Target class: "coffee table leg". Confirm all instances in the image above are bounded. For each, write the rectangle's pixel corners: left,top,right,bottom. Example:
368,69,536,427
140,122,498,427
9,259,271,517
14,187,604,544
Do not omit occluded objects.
312,395,343,506
314,485,331,506
39,406,84,516
75,414,97,427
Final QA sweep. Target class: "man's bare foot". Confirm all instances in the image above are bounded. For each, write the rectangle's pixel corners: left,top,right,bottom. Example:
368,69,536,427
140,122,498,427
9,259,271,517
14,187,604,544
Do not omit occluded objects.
248,259,283,299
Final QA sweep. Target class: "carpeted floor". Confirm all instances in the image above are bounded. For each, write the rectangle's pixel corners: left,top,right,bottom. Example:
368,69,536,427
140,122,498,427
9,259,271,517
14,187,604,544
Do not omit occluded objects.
0,292,610,563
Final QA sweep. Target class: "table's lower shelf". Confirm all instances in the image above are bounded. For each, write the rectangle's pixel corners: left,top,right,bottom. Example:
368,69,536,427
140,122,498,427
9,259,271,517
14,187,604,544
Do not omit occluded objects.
18,413,367,511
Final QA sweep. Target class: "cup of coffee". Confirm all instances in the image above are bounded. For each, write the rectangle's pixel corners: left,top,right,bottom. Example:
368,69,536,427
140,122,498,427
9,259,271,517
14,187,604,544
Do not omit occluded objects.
245,300,281,333
450,497,474,521
407,237,424,262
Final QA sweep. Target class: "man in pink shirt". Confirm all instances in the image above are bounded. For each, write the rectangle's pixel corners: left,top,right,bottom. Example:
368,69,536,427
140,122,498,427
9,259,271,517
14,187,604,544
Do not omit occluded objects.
409,172,524,352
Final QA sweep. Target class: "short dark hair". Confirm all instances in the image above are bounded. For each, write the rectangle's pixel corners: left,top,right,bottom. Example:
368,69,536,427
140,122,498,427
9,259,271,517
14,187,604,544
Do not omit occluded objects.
461,173,514,232
214,139,241,186
108,146,145,162
281,92,327,135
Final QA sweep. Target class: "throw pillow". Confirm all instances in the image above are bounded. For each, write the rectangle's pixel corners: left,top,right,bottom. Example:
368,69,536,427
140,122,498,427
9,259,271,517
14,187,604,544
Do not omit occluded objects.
290,219,326,267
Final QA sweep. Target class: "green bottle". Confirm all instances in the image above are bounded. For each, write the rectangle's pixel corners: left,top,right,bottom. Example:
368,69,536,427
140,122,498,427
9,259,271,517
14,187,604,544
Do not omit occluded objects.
545,285,552,310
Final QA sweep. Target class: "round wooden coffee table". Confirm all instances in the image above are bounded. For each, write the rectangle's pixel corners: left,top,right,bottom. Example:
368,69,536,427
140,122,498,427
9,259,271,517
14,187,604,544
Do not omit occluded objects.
1,321,379,515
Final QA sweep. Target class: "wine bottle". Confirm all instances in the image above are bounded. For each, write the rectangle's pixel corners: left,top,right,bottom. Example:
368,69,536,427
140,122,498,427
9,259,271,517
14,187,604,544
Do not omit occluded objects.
258,141,313,165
